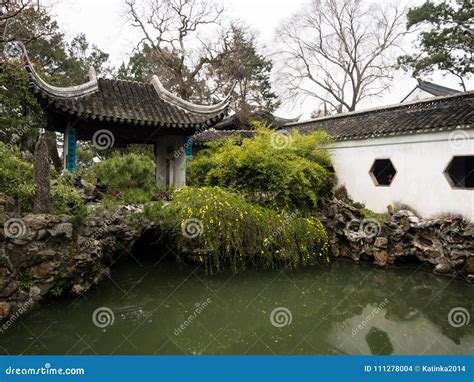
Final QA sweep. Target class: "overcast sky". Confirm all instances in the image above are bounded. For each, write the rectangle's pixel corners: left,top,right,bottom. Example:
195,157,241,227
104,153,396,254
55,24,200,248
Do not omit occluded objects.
44,0,472,119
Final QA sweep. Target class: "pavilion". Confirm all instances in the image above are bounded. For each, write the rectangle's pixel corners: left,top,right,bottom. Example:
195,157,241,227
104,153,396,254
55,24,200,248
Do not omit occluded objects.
20,44,232,189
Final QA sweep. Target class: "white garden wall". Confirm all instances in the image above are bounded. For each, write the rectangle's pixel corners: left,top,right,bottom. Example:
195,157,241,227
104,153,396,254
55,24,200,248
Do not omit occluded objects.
329,129,474,221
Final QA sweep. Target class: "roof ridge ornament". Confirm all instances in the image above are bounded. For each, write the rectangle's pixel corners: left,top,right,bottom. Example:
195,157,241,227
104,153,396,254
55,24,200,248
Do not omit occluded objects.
151,75,235,115
12,41,99,100
87,66,97,82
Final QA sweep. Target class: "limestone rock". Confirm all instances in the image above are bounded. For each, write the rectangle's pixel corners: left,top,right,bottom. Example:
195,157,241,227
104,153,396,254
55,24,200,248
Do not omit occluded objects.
33,136,52,214
0,281,19,298
0,302,11,319
32,261,61,279
0,206,148,323
23,214,72,230
465,257,474,274
48,223,73,239
29,286,41,301
373,249,389,266
434,258,454,274
319,198,473,279
374,237,388,249
36,229,49,240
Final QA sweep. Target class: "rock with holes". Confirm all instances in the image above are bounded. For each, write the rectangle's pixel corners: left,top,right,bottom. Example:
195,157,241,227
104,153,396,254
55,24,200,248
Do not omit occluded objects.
0,302,11,319
48,223,73,239
319,197,474,280
0,203,148,323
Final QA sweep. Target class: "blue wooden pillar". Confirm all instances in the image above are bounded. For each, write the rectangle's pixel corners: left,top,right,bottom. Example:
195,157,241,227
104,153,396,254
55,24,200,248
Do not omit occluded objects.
67,126,77,172
185,136,193,181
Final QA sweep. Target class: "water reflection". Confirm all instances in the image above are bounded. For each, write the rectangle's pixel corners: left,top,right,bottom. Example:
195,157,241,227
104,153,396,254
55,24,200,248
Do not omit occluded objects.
0,259,472,355
329,304,474,355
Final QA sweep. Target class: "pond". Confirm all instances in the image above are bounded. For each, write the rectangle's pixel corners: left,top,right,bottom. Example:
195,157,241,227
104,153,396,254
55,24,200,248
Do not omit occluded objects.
0,258,472,355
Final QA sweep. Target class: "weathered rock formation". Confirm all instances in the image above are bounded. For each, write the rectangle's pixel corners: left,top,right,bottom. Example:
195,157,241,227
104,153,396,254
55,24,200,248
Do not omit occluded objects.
319,198,474,281
0,196,146,322
33,135,52,214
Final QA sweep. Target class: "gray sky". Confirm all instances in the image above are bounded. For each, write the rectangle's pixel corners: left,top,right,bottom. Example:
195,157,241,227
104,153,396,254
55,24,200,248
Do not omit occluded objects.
45,0,472,119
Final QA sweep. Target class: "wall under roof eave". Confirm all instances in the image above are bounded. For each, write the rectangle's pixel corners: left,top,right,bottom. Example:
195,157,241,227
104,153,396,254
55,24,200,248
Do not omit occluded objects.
327,128,474,221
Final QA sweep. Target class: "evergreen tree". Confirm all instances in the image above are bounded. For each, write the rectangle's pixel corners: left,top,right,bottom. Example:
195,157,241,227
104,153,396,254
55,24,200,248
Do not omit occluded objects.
398,0,473,90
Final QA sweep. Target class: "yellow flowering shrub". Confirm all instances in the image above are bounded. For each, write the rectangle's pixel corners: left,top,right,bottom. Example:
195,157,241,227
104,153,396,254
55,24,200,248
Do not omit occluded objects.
145,187,329,273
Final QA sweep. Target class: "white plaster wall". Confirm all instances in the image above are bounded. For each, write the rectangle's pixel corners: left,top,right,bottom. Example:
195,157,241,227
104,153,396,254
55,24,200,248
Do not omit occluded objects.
329,129,474,221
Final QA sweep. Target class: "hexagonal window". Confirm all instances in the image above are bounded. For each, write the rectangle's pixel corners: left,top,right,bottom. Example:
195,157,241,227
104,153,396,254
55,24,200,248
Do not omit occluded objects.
445,156,474,189
369,159,396,186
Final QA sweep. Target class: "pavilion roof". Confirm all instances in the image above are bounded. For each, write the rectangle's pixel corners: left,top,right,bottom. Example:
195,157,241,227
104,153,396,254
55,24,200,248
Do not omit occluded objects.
20,43,231,133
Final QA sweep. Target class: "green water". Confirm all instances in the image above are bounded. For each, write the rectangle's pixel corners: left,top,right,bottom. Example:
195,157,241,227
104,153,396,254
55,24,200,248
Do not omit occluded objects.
0,259,472,355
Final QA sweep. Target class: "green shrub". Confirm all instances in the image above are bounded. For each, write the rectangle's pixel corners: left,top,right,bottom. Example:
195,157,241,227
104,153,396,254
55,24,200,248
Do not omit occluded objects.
89,153,157,203
76,143,96,169
19,271,33,291
145,187,329,273
362,208,389,223
188,123,334,211
51,174,87,220
0,142,35,210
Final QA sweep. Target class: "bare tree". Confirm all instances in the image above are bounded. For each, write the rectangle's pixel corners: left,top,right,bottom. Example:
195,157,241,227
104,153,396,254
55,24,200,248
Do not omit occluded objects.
275,0,407,113
125,0,224,99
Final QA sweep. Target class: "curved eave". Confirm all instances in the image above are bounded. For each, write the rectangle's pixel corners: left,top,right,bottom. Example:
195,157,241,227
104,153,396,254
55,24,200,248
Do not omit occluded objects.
34,92,228,130
151,75,234,115
17,42,99,100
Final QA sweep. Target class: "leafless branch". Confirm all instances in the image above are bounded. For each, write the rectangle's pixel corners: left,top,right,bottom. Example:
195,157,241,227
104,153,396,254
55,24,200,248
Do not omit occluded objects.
274,0,408,113
125,0,224,99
